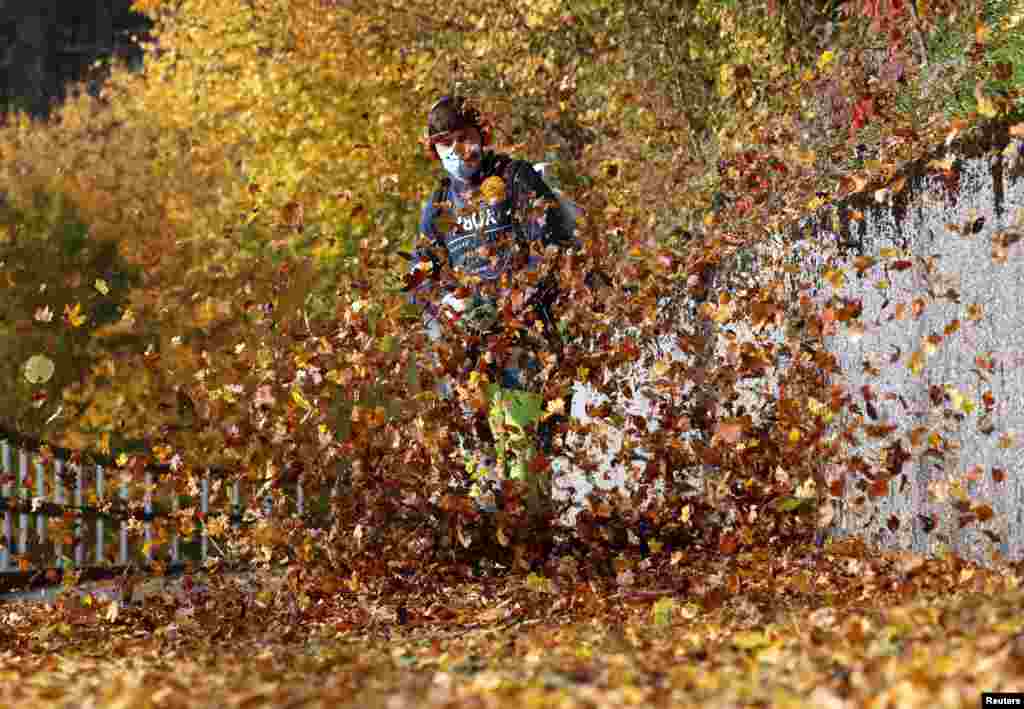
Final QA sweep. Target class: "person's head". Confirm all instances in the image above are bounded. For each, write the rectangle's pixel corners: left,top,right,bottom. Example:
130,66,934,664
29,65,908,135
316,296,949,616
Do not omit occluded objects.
425,96,491,180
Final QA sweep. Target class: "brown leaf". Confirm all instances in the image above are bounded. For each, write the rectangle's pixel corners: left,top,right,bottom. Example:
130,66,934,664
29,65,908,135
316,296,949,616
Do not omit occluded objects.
719,533,739,555
715,421,744,444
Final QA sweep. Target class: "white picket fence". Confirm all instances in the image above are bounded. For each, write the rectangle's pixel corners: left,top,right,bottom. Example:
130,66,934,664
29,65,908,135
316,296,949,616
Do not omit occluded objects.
0,438,310,582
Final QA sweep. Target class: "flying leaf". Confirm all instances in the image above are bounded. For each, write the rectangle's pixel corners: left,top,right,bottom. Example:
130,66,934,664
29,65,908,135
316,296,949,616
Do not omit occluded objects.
291,388,312,411
652,597,675,628
64,303,87,328
719,533,739,555
715,421,744,444
732,630,769,650
480,176,506,204
24,354,55,384
908,350,925,376
825,268,846,289
975,83,998,118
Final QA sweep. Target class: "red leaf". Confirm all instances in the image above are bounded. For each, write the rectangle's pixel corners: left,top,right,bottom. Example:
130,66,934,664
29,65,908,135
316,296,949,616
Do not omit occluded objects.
719,533,739,555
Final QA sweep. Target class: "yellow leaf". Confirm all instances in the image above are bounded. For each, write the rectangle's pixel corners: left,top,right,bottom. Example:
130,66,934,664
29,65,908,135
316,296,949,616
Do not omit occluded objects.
788,428,801,443
526,573,552,594
291,388,311,410
817,50,835,70
732,630,769,650
652,597,675,628
977,94,998,118
94,278,110,295
928,157,955,171
545,398,566,416
64,303,87,328
116,453,129,467
909,350,926,376
796,150,816,166
824,268,845,289
975,83,998,118
480,176,506,204
24,354,55,384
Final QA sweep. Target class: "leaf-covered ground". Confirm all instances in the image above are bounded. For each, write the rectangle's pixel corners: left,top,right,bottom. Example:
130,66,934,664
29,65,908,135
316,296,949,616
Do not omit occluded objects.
3,537,1023,708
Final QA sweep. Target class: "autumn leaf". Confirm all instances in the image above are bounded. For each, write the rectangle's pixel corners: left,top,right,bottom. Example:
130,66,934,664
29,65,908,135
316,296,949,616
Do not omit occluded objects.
719,534,739,555
480,176,506,204
715,421,744,444
63,302,87,327
975,82,998,118
651,597,675,628
24,354,55,384
908,350,926,376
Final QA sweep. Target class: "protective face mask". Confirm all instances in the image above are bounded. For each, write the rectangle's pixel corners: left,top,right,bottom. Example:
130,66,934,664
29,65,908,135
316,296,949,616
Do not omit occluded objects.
436,141,482,181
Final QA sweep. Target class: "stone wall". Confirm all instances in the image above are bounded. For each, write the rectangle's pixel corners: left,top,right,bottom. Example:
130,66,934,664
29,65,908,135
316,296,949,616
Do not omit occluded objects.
558,121,1024,566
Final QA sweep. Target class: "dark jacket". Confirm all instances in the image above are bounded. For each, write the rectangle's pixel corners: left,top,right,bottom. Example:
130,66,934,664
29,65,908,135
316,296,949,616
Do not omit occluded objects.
409,151,575,318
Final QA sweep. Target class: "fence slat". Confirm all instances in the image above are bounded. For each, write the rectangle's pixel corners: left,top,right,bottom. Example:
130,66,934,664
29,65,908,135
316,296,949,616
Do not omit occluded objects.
231,480,240,531
119,478,129,566
171,490,179,564
74,463,84,567
54,459,64,569
95,465,105,565
201,472,209,562
1,442,11,572
144,470,153,562
34,458,46,549
18,449,28,562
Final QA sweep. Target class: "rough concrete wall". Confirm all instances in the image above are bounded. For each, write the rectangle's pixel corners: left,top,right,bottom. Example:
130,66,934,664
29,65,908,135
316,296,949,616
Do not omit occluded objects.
559,122,1024,566
792,127,1024,566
